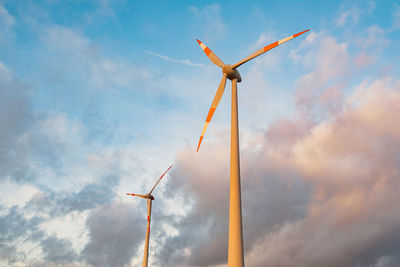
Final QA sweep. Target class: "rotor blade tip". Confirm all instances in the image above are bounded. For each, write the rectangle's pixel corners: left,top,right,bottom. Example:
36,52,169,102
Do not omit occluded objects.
196,39,201,44
196,137,203,152
293,29,311,38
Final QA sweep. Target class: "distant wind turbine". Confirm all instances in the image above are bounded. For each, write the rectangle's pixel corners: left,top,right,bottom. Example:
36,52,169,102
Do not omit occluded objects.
195,29,309,267
126,165,172,267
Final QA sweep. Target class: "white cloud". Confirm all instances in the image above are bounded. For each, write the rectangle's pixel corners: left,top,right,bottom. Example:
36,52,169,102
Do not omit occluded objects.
39,210,90,254
0,182,39,210
147,50,207,67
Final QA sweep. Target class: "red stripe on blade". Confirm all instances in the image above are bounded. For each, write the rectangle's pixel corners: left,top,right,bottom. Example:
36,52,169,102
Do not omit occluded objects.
204,47,211,56
264,41,278,52
293,29,310,38
206,108,216,122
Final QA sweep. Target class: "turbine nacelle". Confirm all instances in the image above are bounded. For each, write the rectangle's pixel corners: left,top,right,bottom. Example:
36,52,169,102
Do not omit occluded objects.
145,194,155,200
126,165,172,201
222,65,242,82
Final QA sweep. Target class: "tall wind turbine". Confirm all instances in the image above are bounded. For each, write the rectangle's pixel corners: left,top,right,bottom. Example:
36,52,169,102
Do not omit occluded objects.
195,29,309,267
126,165,172,267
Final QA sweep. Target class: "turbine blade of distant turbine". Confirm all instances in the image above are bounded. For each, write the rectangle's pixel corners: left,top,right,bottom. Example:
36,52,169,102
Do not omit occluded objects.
197,74,227,152
148,165,173,194
232,29,310,69
126,193,147,199
196,39,225,68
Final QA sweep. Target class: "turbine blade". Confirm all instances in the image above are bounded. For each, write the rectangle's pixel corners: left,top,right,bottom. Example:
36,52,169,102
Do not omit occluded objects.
126,193,147,199
196,39,225,68
197,75,227,152
232,29,310,69
148,165,173,194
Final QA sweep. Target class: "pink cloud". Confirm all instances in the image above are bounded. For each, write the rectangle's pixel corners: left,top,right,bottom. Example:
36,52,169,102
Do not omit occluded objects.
354,52,375,68
290,31,350,118
246,77,400,266
163,76,400,266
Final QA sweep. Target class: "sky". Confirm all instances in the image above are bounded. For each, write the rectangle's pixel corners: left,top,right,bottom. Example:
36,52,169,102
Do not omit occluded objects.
1,0,400,266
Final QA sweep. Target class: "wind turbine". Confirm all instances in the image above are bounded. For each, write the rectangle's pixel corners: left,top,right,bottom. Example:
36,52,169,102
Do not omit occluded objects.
126,165,172,267
195,29,309,267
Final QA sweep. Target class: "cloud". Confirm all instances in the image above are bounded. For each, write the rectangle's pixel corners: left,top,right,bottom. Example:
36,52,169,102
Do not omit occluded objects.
335,1,376,27
0,4,15,27
82,201,145,267
354,52,375,68
41,235,78,263
0,158,128,266
0,62,34,182
0,205,45,265
0,57,143,266
155,132,311,266
351,25,388,69
356,25,389,50
41,25,151,92
147,51,207,67
0,16,181,263
246,77,400,267
290,31,350,118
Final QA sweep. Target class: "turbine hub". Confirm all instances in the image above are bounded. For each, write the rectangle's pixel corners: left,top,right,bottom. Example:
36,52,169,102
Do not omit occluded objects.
222,65,242,82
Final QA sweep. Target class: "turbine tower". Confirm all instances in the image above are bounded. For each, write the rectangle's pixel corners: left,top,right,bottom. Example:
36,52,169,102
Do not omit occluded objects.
126,165,172,267
195,29,309,267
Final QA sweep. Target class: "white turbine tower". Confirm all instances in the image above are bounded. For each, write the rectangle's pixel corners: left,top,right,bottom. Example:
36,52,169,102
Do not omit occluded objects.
195,29,309,267
126,165,172,267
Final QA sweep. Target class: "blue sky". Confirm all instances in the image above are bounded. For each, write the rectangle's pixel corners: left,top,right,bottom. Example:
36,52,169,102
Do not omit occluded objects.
1,0,400,266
